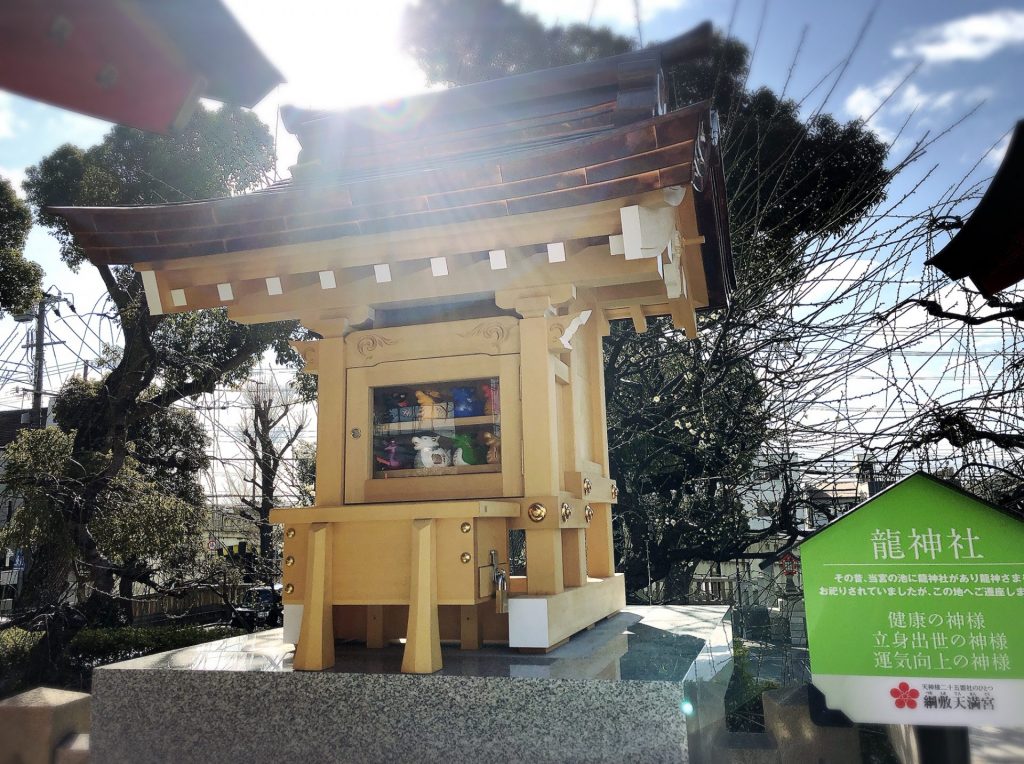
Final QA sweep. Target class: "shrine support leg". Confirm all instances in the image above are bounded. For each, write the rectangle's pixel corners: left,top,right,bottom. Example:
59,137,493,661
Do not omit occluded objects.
562,528,588,587
402,518,442,673
293,522,335,670
526,528,564,595
585,502,616,578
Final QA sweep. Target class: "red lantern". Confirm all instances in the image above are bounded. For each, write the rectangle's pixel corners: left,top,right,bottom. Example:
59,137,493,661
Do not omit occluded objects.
780,552,800,576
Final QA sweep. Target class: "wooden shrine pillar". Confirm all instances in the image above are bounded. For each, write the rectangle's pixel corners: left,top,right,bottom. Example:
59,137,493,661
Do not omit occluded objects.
402,518,442,673
312,335,346,506
580,306,616,578
293,523,335,670
517,297,562,497
512,291,567,596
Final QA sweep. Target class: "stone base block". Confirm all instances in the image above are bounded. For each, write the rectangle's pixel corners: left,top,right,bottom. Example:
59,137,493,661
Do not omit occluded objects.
763,684,861,764
711,728,780,764
91,606,733,763
0,687,90,764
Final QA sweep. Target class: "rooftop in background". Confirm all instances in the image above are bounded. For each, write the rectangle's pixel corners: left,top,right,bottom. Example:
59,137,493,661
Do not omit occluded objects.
0,408,49,449
926,120,1024,298
0,0,283,134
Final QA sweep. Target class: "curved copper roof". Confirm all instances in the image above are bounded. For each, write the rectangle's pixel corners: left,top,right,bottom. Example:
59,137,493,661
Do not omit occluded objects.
50,22,734,316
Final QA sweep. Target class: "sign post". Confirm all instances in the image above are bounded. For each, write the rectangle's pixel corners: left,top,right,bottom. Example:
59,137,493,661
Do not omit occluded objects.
798,473,1024,752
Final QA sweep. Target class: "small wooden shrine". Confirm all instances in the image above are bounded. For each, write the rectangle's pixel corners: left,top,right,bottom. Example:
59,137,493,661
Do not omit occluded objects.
53,23,733,673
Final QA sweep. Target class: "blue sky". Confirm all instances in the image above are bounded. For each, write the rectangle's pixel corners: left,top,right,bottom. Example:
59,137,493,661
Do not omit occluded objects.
695,1,1017,151
0,1,1021,412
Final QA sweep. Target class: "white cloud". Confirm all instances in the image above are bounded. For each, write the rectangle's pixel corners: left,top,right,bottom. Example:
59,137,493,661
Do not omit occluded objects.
0,92,17,139
844,69,986,142
0,166,27,198
801,257,877,305
38,108,111,145
986,132,1011,168
893,9,1024,64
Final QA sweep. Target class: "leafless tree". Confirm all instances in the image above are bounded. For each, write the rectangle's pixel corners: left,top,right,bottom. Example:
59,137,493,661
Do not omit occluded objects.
236,377,308,577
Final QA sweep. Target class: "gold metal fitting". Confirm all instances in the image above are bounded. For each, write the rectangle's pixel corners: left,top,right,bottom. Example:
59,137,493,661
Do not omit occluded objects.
584,504,594,523
284,583,294,594
560,502,572,522
528,502,547,522
610,483,619,500
460,522,472,534
286,527,296,539
285,555,296,567
583,477,593,495
460,552,472,564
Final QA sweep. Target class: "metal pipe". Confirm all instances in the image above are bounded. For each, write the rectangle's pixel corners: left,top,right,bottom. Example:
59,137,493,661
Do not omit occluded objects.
490,549,508,614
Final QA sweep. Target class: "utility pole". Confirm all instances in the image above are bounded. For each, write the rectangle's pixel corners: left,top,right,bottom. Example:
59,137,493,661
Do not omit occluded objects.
16,290,74,429
31,297,45,429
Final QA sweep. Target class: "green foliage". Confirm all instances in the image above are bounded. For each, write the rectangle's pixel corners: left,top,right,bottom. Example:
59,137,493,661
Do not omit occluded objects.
663,29,889,289
21,104,296,450
0,428,78,552
725,641,778,732
0,625,244,695
24,105,274,270
90,464,205,570
402,0,634,86
0,175,31,250
607,320,767,485
0,629,41,694
0,175,43,317
0,425,206,574
63,624,244,670
2,102,295,673
52,375,211,501
0,249,43,318
152,308,298,393
271,323,321,403
606,317,768,593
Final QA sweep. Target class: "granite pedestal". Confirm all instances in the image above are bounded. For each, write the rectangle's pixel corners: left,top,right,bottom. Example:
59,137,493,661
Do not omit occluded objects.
91,606,732,763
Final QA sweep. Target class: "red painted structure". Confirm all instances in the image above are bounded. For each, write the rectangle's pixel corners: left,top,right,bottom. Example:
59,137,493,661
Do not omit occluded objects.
927,120,1024,297
0,0,282,133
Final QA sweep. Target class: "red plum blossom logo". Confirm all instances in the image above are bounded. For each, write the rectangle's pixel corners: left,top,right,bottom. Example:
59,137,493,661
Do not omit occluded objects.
890,682,920,709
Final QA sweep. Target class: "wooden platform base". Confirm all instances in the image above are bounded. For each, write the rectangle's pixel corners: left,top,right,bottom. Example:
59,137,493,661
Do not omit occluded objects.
507,574,626,649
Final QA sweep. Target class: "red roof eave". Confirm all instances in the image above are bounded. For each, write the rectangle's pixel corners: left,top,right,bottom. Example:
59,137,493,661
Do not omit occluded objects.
0,0,282,134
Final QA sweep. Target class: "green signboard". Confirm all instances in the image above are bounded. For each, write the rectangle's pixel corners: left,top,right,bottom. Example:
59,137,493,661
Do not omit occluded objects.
800,473,1024,726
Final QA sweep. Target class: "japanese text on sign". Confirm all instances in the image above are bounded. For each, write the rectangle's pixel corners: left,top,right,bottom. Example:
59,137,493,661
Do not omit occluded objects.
872,527,982,561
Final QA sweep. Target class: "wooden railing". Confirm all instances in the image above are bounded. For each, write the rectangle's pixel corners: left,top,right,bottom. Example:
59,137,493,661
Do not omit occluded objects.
690,576,736,605
130,585,249,621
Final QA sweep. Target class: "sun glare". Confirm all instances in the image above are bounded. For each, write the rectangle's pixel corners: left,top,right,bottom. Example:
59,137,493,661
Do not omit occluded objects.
224,0,437,172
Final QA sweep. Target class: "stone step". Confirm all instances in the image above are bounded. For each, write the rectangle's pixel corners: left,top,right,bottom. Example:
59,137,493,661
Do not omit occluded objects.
0,686,90,764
